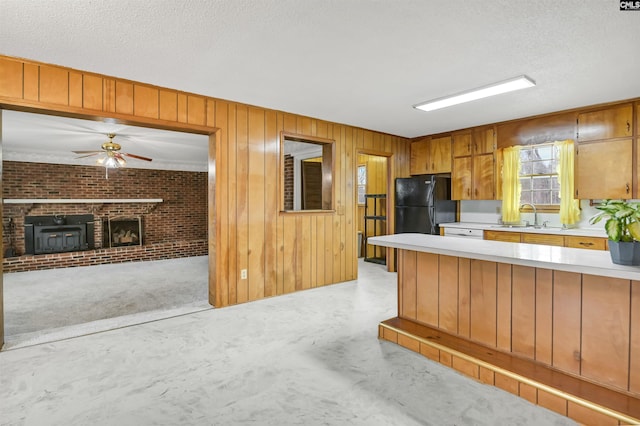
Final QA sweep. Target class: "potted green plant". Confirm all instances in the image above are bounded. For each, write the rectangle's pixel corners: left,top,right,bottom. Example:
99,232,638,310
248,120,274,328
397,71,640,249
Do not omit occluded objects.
590,199,640,265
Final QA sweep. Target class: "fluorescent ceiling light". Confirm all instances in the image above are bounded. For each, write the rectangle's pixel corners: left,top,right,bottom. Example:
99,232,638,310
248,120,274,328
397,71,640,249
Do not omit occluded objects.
414,75,536,112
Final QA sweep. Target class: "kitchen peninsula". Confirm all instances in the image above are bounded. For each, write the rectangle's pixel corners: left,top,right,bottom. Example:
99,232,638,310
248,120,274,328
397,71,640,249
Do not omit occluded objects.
369,233,640,425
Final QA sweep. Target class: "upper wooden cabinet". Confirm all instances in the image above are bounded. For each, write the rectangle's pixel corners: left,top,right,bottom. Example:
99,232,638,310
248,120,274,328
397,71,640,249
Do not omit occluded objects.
473,153,495,199
410,136,451,175
452,156,472,200
473,127,495,155
451,128,496,200
577,103,633,142
430,136,452,173
453,132,472,157
410,138,430,175
574,103,635,199
575,138,633,199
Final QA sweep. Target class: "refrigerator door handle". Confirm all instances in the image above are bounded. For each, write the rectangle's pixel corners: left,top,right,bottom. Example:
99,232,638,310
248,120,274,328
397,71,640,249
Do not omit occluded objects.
429,205,436,234
426,179,435,206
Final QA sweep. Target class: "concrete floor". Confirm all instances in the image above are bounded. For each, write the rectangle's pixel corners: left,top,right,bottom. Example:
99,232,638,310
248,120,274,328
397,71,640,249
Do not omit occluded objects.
0,259,575,425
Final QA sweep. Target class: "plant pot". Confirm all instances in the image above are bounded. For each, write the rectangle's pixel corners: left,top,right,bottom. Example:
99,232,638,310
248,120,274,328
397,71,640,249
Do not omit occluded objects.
608,240,640,266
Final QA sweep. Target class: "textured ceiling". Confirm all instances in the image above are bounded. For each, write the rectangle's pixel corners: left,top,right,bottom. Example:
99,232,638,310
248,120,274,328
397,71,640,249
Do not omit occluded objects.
1,0,640,161
1,110,209,171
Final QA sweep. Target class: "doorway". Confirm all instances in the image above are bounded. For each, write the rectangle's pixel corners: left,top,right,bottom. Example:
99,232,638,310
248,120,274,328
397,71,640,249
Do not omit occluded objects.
0,109,214,349
357,151,392,270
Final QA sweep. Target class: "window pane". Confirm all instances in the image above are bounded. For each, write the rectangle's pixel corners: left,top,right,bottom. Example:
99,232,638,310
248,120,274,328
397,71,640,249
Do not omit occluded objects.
518,143,560,208
533,191,551,205
357,165,366,185
520,162,533,175
532,176,551,189
534,146,553,160
520,149,534,161
532,160,554,174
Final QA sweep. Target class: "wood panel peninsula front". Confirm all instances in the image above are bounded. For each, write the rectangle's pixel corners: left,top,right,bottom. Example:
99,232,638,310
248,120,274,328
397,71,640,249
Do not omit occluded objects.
369,234,640,425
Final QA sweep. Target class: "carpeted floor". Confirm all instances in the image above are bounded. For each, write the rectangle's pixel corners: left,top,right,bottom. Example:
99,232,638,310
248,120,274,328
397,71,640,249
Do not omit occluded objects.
0,259,575,425
3,256,210,348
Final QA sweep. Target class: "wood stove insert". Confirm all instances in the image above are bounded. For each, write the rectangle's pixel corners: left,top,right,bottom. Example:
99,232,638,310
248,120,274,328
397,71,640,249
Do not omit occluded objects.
24,214,95,255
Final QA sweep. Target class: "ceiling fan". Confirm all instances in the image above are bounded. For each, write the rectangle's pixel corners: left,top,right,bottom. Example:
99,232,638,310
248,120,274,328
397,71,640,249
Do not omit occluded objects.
73,133,152,177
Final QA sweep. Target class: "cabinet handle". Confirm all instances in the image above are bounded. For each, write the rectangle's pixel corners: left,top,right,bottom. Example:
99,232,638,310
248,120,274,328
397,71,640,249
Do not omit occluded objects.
474,188,478,196
627,183,630,194
579,242,594,246
431,162,435,170
467,143,471,153
467,188,471,197
628,121,631,133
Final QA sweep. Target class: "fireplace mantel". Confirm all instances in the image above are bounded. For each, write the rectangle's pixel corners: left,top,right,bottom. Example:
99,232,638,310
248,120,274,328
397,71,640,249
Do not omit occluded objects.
4,198,163,204
4,199,164,215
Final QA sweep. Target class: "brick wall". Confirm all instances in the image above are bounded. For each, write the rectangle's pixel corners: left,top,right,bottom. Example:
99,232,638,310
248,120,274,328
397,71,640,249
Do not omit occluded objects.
284,154,294,210
3,161,207,272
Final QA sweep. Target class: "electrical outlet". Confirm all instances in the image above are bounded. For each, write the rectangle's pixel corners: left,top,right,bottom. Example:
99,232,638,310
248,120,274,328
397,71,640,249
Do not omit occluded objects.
240,269,247,279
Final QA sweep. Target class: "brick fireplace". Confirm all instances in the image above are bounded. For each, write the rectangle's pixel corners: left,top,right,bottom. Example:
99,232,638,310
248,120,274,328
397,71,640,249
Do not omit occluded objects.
2,161,207,272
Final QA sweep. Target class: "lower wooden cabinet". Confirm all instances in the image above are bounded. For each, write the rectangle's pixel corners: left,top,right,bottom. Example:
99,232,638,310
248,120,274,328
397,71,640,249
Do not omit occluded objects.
521,233,564,247
564,235,607,251
484,230,607,251
484,230,521,242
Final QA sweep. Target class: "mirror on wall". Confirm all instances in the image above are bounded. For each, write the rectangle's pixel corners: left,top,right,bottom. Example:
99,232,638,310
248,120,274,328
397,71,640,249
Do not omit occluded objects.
280,132,334,212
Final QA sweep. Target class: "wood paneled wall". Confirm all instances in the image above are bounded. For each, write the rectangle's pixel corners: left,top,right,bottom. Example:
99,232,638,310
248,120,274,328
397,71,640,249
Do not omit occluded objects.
397,249,640,396
0,55,410,310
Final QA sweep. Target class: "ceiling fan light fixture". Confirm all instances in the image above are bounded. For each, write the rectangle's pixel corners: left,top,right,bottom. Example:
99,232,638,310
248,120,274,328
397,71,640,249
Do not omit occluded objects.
101,156,125,169
413,75,536,112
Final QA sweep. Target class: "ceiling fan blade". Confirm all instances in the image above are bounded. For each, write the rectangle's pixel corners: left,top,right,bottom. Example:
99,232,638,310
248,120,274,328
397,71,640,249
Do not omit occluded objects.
75,153,100,159
123,152,153,162
72,150,103,154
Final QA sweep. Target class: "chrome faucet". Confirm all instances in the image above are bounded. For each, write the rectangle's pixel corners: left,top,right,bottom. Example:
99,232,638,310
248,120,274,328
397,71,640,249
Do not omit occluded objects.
520,203,538,227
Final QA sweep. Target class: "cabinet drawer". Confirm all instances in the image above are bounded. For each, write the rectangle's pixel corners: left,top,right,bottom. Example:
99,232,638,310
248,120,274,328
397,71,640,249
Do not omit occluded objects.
521,233,565,246
484,230,521,242
564,236,607,251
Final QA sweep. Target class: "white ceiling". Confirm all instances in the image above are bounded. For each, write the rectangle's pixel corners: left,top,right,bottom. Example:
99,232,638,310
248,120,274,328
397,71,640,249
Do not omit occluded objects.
1,110,209,171
1,0,640,165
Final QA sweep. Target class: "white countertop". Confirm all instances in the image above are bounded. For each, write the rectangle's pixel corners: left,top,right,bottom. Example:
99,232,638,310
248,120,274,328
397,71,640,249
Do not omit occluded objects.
369,233,640,280
440,222,607,238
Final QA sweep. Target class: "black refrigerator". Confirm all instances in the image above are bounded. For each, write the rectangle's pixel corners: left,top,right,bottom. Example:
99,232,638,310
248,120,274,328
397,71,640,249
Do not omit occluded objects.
395,175,456,235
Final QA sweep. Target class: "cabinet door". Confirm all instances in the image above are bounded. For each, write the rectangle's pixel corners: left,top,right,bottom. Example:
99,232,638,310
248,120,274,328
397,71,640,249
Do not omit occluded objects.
473,127,495,155
577,103,633,142
575,139,632,199
452,156,472,200
430,136,452,173
410,138,430,175
521,233,564,246
472,153,495,199
452,132,472,157
484,230,521,242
